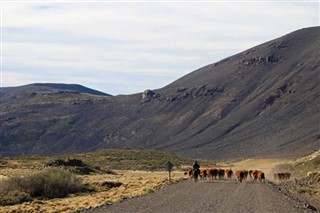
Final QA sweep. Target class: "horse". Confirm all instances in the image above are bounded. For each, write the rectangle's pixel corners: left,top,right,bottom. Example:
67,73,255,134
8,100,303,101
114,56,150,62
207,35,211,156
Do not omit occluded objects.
192,168,200,182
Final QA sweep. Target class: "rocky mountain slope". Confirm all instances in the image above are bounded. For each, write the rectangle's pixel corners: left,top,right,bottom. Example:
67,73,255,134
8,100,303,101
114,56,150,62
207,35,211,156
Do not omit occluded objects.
1,27,319,159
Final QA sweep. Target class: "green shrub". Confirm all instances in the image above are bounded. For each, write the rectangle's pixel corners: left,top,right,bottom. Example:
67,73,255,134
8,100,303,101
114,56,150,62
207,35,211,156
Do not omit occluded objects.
145,188,154,194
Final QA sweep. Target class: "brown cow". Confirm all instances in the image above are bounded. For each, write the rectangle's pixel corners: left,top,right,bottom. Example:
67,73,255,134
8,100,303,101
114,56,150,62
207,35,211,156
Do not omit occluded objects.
275,172,291,181
209,168,218,180
206,169,213,179
187,168,193,179
235,170,245,183
284,172,291,180
249,170,253,180
252,170,259,181
201,169,208,179
257,171,265,183
225,169,233,179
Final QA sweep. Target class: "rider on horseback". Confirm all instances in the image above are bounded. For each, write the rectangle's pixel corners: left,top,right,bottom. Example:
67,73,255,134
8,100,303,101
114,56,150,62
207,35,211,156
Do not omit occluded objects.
193,161,200,177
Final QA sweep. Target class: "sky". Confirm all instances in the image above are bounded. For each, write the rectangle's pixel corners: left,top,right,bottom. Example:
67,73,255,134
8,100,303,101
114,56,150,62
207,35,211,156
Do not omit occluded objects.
1,1,319,95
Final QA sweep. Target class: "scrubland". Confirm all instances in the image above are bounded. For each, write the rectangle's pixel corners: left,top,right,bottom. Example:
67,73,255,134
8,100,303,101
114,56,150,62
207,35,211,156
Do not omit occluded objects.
0,149,319,212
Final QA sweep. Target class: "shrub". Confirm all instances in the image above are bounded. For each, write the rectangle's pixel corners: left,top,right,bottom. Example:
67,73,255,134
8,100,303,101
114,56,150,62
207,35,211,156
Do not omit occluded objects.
24,168,84,198
0,168,84,205
0,190,31,206
0,178,32,205
105,169,117,175
100,181,123,191
311,156,320,166
297,186,311,194
145,188,154,194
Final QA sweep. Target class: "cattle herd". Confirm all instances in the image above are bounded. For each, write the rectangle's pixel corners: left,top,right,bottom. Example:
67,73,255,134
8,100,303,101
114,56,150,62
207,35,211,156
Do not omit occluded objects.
273,172,291,181
186,168,291,183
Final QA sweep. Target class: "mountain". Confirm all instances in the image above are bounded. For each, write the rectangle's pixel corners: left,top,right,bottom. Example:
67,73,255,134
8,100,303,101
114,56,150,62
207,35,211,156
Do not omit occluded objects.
1,27,319,160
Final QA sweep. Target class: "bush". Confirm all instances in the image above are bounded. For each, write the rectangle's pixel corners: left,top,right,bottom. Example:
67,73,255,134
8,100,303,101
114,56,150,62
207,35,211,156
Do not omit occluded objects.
311,156,320,166
0,190,31,206
297,186,311,194
0,178,32,206
0,168,84,205
25,168,83,198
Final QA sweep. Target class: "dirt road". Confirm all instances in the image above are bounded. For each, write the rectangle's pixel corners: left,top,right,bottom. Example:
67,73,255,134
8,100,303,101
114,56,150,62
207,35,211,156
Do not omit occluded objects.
83,179,318,213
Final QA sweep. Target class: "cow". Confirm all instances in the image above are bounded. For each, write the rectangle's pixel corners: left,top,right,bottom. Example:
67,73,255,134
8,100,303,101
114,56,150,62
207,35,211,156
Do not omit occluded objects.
251,170,259,181
225,169,233,179
206,168,213,179
235,170,245,183
283,172,291,180
200,169,208,179
257,171,265,183
275,172,291,181
218,169,225,180
186,168,193,179
249,170,253,180
208,168,219,180
243,170,249,181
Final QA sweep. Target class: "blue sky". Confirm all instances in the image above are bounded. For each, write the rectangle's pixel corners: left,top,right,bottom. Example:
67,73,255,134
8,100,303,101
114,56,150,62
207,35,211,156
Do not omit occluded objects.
1,1,319,95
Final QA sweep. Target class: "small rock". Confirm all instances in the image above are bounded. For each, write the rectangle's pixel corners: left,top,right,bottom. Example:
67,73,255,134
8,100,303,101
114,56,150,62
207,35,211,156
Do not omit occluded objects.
304,204,317,211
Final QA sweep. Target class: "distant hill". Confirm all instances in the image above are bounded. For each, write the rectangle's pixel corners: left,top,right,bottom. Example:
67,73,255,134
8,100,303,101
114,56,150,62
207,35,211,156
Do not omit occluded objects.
0,27,319,160
0,83,110,99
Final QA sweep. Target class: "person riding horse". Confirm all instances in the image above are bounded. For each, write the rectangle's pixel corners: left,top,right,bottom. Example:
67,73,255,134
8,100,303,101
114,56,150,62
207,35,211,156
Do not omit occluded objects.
193,161,200,177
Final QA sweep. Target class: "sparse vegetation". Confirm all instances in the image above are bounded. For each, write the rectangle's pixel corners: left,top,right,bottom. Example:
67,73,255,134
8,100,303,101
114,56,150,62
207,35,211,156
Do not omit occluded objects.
144,188,155,194
310,155,320,166
99,181,123,191
0,159,7,167
0,168,84,206
269,157,320,180
270,163,295,175
297,186,311,194
0,149,195,211
66,149,215,171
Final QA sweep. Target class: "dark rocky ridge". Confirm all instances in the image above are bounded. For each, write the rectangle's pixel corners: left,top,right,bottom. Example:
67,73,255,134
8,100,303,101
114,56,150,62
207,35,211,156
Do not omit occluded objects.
0,27,319,160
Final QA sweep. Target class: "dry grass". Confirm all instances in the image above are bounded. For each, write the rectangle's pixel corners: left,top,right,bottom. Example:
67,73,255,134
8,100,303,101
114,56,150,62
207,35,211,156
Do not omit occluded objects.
1,149,318,212
230,158,292,178
0,170,185,212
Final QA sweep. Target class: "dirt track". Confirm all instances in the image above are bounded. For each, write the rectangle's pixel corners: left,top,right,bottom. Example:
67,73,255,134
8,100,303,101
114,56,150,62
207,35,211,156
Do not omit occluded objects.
83,179,318,213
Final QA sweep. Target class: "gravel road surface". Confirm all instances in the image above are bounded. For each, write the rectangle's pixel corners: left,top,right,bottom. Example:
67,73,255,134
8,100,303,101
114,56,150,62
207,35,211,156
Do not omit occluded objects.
84,179,318,213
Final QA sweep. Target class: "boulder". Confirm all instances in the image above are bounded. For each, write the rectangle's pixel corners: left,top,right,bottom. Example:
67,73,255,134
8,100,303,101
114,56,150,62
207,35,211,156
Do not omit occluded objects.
142,89,156,102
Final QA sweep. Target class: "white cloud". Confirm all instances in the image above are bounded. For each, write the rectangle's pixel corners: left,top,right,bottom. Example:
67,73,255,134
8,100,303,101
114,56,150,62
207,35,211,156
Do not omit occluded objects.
2,1,319,94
